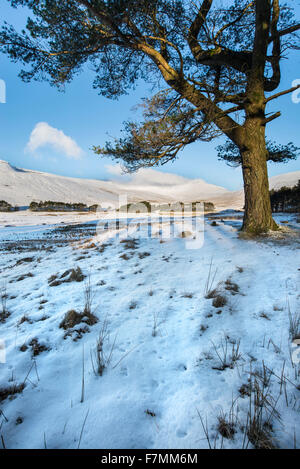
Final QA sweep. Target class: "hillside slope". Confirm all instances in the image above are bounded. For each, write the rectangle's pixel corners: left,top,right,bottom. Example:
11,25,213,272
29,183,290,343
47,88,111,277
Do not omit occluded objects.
0,159,299,209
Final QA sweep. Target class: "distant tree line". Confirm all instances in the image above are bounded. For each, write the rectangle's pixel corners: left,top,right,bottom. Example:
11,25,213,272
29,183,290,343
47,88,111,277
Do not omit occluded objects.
29,201,99,212
270,181,300,212
0,200,19,212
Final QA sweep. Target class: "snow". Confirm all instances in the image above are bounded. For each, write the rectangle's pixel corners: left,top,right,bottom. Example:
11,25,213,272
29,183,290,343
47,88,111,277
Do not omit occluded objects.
0,159,231,208
1,159,299,210
0,210,299,449
269,171,300,191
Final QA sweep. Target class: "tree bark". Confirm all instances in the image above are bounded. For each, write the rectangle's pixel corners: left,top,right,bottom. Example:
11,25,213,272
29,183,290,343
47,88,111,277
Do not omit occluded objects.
240,120,278,234
238,0,278,234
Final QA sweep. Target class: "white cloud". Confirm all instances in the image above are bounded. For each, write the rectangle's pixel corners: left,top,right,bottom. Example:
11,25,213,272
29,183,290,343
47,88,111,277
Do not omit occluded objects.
105,164,125,177
26,122,84,159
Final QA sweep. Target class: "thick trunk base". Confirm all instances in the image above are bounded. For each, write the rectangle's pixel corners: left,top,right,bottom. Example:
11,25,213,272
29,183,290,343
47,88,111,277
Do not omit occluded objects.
241,142,278,235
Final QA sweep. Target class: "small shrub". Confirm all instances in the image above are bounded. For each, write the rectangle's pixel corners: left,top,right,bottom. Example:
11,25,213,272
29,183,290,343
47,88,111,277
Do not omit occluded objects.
152,311,166,337
211,337,241,371
18,315,32,325
239,382,251,398
60,309,97,329
217,415,236,439
0,285,10,323
212,295,227,308
60,310,84,329
288,303,300,340
29,338,49,356
48,267,85,287
60,280,97,335
259,311,271,321
15,272,34,282
16,257,34,265
120,253,131,261
68,267,85,282
0,383,25,402
205,288,218,299
138,252,151,259
224,279,239,294
91,319,116,376
120,238,139,250
203,259,218,298
182,292,194,298
200,324,208,334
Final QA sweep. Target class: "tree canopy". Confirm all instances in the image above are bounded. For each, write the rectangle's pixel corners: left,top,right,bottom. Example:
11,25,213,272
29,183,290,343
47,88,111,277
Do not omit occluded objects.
217,140,299,168
1,2,299,162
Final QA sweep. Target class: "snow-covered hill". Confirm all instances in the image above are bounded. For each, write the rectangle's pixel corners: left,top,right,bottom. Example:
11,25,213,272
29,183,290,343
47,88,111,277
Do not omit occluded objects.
0,159,299,209
269,171,300,190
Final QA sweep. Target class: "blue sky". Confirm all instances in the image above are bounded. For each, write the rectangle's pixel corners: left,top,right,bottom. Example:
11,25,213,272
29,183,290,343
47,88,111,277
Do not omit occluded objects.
0,2,299,190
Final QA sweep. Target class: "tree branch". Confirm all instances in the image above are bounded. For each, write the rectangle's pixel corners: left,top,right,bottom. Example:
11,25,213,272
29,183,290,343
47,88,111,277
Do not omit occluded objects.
265,84,300,102
264,0,281,92
263,111,281,124
269,23,300,43
188,0,213,57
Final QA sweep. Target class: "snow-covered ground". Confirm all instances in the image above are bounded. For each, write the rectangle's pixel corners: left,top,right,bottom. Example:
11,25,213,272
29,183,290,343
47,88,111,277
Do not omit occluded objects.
0,211,299,449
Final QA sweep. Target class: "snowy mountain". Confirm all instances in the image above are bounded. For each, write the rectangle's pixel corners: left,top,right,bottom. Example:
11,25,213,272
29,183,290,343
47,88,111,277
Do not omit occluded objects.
269,171,300,190
0,159,299,209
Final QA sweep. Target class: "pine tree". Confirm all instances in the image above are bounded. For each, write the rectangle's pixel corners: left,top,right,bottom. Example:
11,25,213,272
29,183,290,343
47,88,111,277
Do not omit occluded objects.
1,1,299,233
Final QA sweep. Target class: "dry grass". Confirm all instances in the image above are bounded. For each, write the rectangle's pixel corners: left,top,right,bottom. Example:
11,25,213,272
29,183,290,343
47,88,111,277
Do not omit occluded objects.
200,324,208,335
29,338,50,357
245,366,279,449
259,311,271,321
224,279,239,295
288,302,300,341
119,253,131,261
48,266,85,287
181,292,194,299
0,285,10,323
204,259,218,298
211,336,242,371
60,279,98,338
217,413,236,439
120,238,139,250
18,315,32,326
0,383,25,402
138,252,151,259
91,318,116,376
212,295,227,308
152,312,166,337
60,308,97,330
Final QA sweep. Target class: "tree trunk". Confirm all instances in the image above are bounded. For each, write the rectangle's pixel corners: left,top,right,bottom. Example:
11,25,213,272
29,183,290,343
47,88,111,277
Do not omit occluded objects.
240,121,278,234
